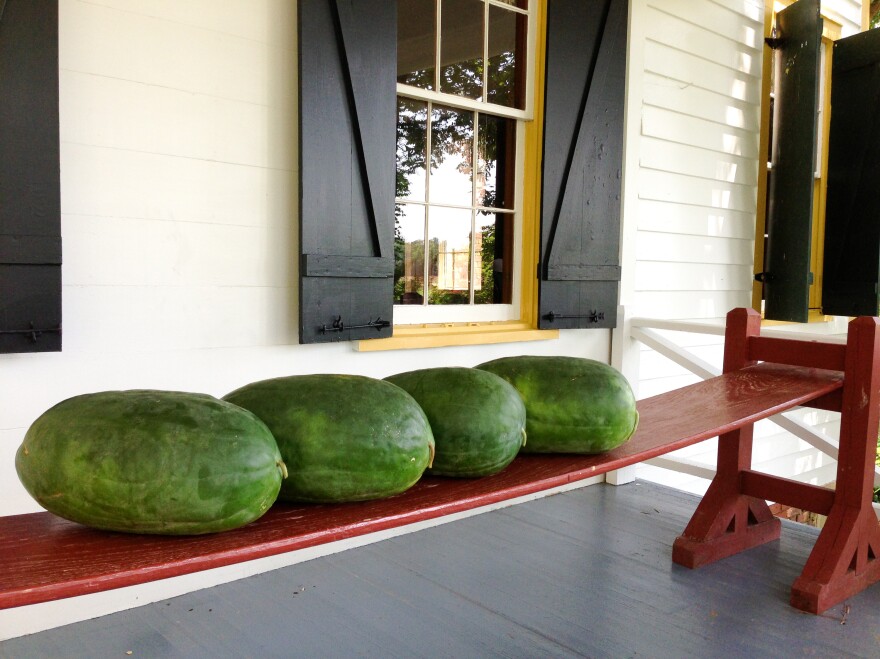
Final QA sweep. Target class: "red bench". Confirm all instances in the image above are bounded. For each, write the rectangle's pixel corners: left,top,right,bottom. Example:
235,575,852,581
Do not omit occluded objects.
0,308,877,615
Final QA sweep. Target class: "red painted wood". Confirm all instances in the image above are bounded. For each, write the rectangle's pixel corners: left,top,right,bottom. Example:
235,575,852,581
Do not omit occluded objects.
740,470,836,516
673,308,782,570
748,336,847,372
0,360,844,610
789,315,880,613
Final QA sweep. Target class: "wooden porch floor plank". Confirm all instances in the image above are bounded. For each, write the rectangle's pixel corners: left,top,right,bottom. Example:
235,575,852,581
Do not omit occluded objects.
0,362,843,610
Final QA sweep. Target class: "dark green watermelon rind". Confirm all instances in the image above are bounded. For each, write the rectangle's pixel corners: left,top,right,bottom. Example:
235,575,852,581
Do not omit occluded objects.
15,391,285,535
385,367,527,477
476,356,639,455
224,375,434,503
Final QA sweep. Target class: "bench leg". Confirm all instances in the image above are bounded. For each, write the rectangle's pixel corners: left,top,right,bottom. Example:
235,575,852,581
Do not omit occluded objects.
672,426,780,569
790,314,880,613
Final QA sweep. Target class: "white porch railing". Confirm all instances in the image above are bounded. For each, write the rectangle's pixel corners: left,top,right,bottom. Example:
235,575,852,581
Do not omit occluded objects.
618,313,880,517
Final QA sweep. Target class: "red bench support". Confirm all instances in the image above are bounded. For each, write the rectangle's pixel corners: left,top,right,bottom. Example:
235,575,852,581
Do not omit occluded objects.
672,308,880,614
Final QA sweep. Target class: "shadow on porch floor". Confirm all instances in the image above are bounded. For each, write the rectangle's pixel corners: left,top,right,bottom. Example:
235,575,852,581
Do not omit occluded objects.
2,480,879,658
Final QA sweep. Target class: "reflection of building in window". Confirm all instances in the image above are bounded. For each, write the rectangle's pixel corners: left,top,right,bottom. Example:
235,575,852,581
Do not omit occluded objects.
436,233,482,292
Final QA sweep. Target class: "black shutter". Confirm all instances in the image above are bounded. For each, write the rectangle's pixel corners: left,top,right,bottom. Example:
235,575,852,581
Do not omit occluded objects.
821,28,880,317
761,0,822,322
0,0,61,353
537,0,626,330
298,0,396,343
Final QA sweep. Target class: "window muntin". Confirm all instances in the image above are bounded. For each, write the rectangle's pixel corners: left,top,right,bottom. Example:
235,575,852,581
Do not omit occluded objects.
395,0,529,322
394,98,516,311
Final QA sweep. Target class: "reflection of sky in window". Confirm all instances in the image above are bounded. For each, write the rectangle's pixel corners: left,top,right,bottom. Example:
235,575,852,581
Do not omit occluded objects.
430,152,472,206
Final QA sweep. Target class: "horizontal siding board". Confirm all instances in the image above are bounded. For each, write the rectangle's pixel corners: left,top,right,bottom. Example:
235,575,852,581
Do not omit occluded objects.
60,71,296,171
60,143,297,228
644,40,762,104
706,0,765,21
644,6,762,73
643,73,761,133
66,0,296,45
62,215,292,288
636,199,756,240
650,0,764,45
635,231,755,266
60,0,296,106
641,106,761,159
640,137,760,187
635,261,753,292
638,169,757,213
61,285,296,352
632,289,752,319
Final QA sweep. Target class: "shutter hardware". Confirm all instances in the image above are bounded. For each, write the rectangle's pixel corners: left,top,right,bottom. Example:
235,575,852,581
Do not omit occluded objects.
542,310,605,323
320,316,390,334
0,322,61,343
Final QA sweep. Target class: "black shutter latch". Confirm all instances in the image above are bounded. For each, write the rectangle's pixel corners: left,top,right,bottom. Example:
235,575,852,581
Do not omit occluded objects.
754,272,773,283
542,310,605,324
320,316,391,334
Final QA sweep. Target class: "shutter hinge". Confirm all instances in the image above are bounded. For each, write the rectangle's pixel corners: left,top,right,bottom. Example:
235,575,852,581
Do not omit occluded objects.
754,272,773,283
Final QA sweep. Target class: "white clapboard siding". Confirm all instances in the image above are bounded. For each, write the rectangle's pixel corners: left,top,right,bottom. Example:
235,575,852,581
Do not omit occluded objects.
822,0,865,36
636,200,756,239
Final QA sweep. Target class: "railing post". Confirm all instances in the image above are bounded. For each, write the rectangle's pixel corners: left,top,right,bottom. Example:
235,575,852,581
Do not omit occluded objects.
609,304,638,485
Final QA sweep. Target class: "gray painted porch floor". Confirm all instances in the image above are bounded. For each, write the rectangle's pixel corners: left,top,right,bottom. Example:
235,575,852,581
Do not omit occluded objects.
3,480,880,658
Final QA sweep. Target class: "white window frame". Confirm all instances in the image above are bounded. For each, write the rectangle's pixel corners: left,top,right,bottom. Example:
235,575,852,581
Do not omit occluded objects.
394,0,536,325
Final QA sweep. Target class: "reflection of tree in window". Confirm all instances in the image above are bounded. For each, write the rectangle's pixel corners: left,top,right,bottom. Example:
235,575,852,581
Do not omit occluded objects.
395,0,525,308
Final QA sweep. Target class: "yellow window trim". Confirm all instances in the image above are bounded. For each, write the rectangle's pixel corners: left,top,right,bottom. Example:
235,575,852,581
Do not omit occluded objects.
360,1,551,352
356,321,559,352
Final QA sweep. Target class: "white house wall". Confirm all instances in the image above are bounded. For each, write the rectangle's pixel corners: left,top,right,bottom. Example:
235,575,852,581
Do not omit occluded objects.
0,0,613,519
620,0,865,496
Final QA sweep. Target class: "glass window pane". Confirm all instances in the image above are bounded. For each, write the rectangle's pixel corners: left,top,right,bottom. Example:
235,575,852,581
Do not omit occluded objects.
477,113,516,209
487,5,525,109
429,105,474,206
475,210,513,304
397,98,428,202
440,0,484,100
398,0,436,89
429,206,471,305
495,0,527,7
394,204,427,305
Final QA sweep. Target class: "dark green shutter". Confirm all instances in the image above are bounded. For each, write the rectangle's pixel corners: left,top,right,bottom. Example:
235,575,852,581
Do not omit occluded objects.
0,0,61,353
298,0,396,343
537,0,626,330
821,28,880,317
761,0,822,322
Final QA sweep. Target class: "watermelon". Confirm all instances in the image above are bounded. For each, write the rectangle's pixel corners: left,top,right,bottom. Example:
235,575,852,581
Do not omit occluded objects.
15,390,286,535
385,367,526,477
476,356,639,454
224,374,434,503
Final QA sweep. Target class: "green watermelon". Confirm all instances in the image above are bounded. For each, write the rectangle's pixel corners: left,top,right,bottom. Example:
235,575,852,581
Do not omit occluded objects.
476,356,639,454
15,390,286,535
224,374,434,503
385,367,526,477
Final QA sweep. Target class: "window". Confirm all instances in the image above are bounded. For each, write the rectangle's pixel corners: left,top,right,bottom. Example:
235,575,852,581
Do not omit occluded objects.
395,0,530,324
297,0,627,345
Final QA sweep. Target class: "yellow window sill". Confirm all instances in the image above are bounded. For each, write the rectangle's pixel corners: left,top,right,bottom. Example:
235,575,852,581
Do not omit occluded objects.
355,321,559,352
